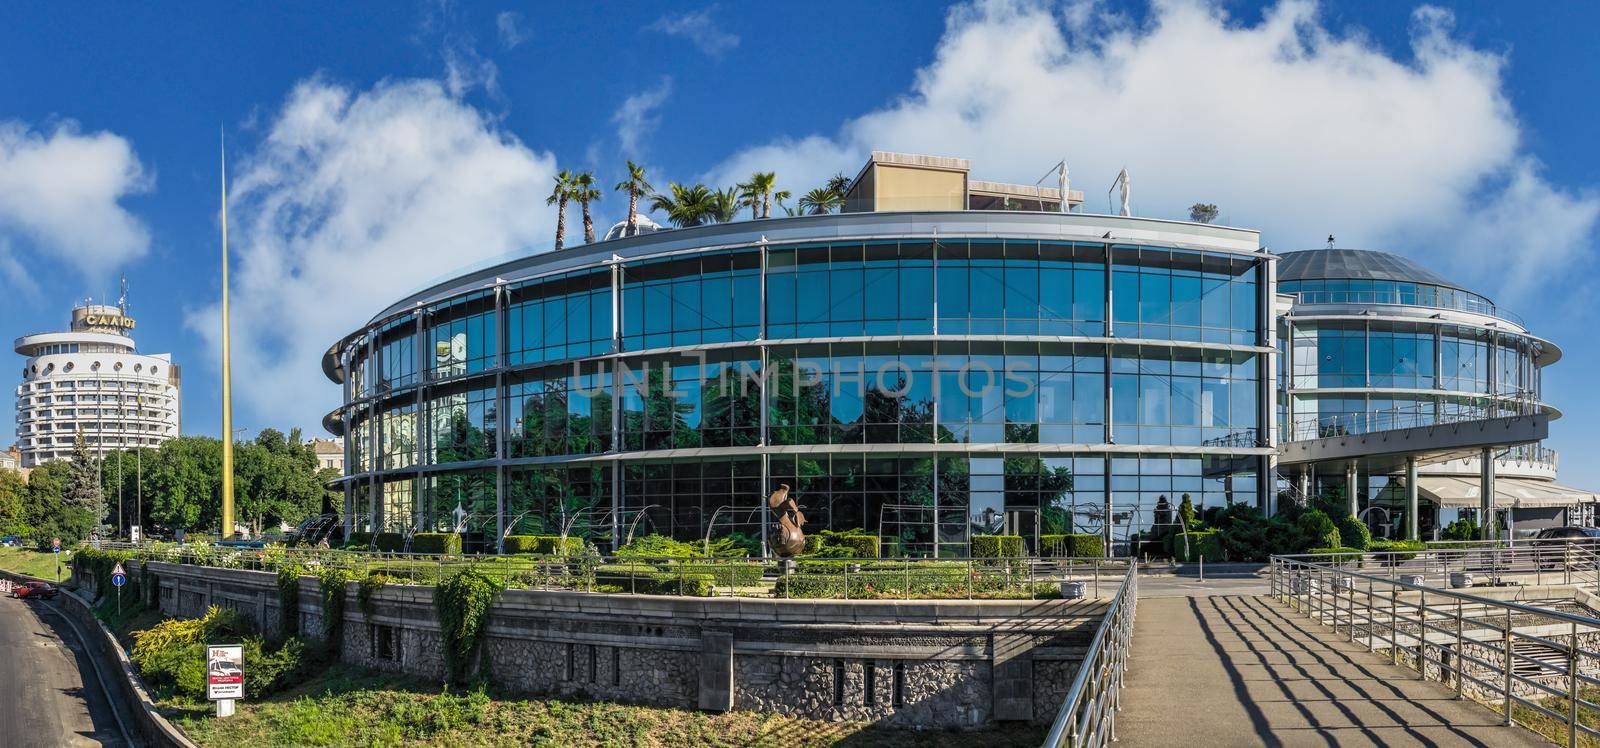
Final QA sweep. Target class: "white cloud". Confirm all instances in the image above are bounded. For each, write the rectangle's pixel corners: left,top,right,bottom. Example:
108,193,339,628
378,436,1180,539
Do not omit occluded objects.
612,77,673,156
496,10,528,49
0,120,152,283
708,0,1599,302
188,78,558,432
647,7,739,58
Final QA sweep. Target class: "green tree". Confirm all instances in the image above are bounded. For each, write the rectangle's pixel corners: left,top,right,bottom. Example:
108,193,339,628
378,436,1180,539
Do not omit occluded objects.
0,470,27,535
64,430,105,526
545,169,575,249
708,187,741,224
613,160,653,237
798,187,845,215
1188,203,1219,224
649,182,717,227
571,171,602,244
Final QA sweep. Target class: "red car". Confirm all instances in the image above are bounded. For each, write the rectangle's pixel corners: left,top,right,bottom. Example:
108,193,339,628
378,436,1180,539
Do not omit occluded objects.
9,581,58,600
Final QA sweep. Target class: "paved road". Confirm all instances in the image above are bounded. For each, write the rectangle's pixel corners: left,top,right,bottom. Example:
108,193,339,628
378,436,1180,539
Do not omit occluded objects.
1118,595,1551,747
0,596,133,747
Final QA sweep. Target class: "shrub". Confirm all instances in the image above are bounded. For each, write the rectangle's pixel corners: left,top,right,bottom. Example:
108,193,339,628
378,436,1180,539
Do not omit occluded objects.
816,529,880,558
772,562,1045,599
412,533,463,555
1442,518,1479,541
1173,530,1225,562
668,562,763,588
1295,510,1341,552
502,535,585,556
1309,547,1364,563
617,534,701,560
1336,515,1371,551
374,533,405,552
435,569,502,685
1368,539,1425,561
130,606,319,701
971,535,1025,559
345,531,373,548
594,563,661,589
1041,533,1103,558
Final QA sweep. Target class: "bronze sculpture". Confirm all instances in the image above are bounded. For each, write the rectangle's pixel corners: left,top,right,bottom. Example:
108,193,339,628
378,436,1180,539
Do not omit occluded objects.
768,484,806,557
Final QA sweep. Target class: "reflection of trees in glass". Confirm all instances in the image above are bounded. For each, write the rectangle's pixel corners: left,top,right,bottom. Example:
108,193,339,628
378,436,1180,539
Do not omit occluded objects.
435,410,492,464
514,378,610,458
700,364,760,447
1004,456,1075,534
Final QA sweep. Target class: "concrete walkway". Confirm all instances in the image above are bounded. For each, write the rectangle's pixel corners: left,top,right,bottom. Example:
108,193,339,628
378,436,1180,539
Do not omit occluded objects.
1118,595,1551,747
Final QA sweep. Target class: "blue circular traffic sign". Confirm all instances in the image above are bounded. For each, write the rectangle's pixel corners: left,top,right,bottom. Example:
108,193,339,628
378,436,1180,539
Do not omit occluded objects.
111,572,126,587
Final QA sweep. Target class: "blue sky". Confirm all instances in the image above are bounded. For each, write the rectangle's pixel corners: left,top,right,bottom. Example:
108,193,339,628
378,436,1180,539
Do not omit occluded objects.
3,0,1599,487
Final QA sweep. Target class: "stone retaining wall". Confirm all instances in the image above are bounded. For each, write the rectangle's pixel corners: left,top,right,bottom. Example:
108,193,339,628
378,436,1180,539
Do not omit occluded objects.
142,561,1102,727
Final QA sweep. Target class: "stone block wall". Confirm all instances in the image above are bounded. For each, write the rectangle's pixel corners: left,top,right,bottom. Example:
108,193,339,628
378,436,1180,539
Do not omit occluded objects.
143,561,1103,727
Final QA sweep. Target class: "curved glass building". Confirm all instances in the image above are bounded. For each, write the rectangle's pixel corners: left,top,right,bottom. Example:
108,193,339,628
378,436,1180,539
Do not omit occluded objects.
321,156,1276,554
1279,248,1585,537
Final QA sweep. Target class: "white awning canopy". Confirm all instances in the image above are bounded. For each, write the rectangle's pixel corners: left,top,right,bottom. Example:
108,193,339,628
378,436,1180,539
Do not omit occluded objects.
1417,476,1600,509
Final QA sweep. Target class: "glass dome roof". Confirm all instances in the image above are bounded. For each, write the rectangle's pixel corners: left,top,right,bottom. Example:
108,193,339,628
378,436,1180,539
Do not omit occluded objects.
1278,249,1466,293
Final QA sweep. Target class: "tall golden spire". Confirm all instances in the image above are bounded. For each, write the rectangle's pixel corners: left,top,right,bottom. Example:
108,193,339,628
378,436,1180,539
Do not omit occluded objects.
220,130,235,540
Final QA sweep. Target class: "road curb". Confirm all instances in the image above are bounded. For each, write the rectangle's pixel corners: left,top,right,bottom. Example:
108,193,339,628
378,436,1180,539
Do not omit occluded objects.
1,567,199,748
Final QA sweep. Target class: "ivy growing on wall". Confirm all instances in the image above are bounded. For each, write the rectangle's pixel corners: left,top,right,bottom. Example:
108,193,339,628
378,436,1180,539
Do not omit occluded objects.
357,572,389,622
277,564,305,637
316,567,357,647
434,568,501,685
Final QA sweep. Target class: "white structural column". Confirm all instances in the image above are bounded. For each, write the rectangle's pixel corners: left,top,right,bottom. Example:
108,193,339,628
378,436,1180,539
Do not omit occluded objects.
1345,461,1358,518
1480,446,1496,541
1406,456,1419,541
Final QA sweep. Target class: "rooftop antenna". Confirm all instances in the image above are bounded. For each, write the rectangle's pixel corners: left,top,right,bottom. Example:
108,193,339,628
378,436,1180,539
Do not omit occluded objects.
118,273,129,314
1035,159,1070,213
1326,234,1336,249
1108,168,1131,216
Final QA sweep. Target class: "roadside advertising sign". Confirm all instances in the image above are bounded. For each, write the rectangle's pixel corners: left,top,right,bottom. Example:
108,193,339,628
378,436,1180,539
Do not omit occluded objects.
206,644,245,700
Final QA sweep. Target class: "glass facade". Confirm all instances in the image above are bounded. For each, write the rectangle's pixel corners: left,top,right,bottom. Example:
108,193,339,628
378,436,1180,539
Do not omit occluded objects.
334,232,1270,555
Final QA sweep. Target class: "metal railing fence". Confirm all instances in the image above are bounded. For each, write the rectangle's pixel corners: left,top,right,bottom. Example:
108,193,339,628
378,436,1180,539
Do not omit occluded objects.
86,541,1128,601
1288,400,1540,443
1042,563,1138,748
1271,551,1600,746
1272,541,1600,592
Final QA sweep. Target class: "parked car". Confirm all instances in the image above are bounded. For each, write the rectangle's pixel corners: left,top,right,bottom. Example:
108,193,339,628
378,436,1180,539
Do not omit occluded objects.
10,581,58,600
0,535,20,547
1531,526,1600,569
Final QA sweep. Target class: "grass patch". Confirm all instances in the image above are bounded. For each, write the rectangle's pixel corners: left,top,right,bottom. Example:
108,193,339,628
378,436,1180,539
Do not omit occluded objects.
0,546,71,582
170,664,1045,748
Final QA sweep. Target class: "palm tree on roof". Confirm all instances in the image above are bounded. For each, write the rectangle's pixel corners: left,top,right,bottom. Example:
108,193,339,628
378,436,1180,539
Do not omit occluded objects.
798,187,845,215
649,182,717,227
825,173,852,197
709,187,741,224
545,170,575,250
613,161,653,237
571,172,603,244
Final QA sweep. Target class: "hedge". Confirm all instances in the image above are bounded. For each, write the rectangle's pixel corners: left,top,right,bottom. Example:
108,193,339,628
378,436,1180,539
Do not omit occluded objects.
345,532,372,548
411,533,462,555
374,533,405,552
1367,539,1424,562
592,564,714,596
772,565,1051,600
803,529,880,559
971,535,1025,559
503,535,586,556
670,562,763,587
1308,547,1365,563
1041,534,1103,558
1172,530,1224,562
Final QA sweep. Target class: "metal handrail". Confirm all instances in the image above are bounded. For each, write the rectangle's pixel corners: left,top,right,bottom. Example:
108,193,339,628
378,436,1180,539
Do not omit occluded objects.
1042,563,1138,747
1288,289,1527,328
1271,550,1600,746
1288,400,1540,443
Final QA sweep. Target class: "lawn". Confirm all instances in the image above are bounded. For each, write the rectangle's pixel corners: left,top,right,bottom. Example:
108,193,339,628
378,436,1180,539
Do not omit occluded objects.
168,665,1047,748
0,546,72,582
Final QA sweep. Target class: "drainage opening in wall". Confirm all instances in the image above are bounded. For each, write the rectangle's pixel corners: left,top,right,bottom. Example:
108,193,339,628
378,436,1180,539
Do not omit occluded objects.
371,624,396,661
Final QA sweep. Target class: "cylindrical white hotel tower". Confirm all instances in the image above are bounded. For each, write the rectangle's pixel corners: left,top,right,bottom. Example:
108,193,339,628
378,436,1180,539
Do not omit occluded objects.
13,304,181,467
